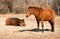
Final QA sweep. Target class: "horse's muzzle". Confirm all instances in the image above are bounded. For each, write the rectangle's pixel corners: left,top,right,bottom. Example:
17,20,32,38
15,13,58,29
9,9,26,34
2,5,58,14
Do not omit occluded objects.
26,15,28,18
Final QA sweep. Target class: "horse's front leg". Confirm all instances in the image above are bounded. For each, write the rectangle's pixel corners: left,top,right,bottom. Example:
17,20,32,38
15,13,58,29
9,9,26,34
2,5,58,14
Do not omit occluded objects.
37,20,39,31
35,17,40,31
41,19,44,32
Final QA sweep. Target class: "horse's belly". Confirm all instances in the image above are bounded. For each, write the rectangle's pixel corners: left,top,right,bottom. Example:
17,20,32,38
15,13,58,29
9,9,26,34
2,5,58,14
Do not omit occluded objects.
44,16,51,21
39,15,51,21
44,19,50,21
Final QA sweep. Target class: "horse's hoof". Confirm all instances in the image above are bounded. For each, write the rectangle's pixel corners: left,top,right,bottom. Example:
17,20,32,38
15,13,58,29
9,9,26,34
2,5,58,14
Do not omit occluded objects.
51,31,54,32
42,31,44,33
51,30,54,32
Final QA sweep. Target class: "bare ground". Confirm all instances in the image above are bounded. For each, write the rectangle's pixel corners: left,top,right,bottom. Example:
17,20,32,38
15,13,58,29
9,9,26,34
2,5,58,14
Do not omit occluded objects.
0,14,60,39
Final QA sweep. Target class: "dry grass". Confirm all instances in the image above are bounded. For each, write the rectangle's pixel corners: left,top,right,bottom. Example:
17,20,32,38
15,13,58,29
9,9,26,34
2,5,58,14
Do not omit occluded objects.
0,14,60,39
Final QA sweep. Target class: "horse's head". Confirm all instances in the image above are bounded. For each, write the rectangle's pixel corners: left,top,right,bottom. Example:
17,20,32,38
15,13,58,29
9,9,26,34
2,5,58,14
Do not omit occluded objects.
26,7,34,17
26,6,43,18
18,19,26,27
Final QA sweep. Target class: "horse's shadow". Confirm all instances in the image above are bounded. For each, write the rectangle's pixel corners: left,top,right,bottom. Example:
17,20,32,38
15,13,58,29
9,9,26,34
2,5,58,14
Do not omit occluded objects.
20,28,50,32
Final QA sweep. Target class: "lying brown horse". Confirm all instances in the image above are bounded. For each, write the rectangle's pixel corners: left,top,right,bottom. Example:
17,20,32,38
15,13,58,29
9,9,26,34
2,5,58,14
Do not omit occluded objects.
26,6,55,32
6,18,26,26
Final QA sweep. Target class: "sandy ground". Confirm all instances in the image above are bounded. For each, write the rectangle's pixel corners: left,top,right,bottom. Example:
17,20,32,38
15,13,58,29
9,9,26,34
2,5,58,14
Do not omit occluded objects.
0,14,60,39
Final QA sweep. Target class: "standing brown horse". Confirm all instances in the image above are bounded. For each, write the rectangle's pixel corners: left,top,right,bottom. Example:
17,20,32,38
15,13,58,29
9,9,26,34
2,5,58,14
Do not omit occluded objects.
26,6,55,32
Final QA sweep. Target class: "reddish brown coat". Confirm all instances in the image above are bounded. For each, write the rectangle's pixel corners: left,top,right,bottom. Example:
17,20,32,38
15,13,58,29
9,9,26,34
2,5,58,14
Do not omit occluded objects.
6,18,26,26
26,6,55,32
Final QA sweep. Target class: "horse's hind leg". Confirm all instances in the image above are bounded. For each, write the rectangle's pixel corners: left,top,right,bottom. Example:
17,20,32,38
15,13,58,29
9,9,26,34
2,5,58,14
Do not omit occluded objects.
41,19,44,32
49,20,54,32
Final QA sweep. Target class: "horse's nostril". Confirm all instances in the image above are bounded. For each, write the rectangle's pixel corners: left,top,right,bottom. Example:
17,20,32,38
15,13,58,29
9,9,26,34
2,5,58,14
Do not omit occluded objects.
26,15,28,17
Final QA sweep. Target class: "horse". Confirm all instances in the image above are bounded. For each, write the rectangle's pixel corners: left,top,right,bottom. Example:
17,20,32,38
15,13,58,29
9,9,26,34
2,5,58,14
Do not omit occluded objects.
26,6,55,32
6,18,26,26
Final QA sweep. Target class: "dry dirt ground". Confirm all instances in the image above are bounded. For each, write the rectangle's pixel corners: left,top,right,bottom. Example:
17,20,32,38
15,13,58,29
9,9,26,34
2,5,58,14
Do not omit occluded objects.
0,14,60,39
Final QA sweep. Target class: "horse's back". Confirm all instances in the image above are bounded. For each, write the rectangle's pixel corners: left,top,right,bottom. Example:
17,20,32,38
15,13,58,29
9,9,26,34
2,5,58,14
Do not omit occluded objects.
38,7,55,21
6,18,18,25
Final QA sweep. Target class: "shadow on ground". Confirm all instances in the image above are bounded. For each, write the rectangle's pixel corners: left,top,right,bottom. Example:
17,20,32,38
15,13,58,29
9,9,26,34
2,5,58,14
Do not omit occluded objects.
20,28,50,32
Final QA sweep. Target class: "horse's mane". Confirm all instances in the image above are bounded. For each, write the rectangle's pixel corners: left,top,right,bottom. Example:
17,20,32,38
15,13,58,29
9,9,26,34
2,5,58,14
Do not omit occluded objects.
28,6,43,11
28,6,40,9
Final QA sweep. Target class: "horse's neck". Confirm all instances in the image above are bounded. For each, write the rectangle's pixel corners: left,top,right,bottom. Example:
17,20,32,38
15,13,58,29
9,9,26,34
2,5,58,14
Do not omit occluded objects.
33,11,40,18
33,8,43,20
